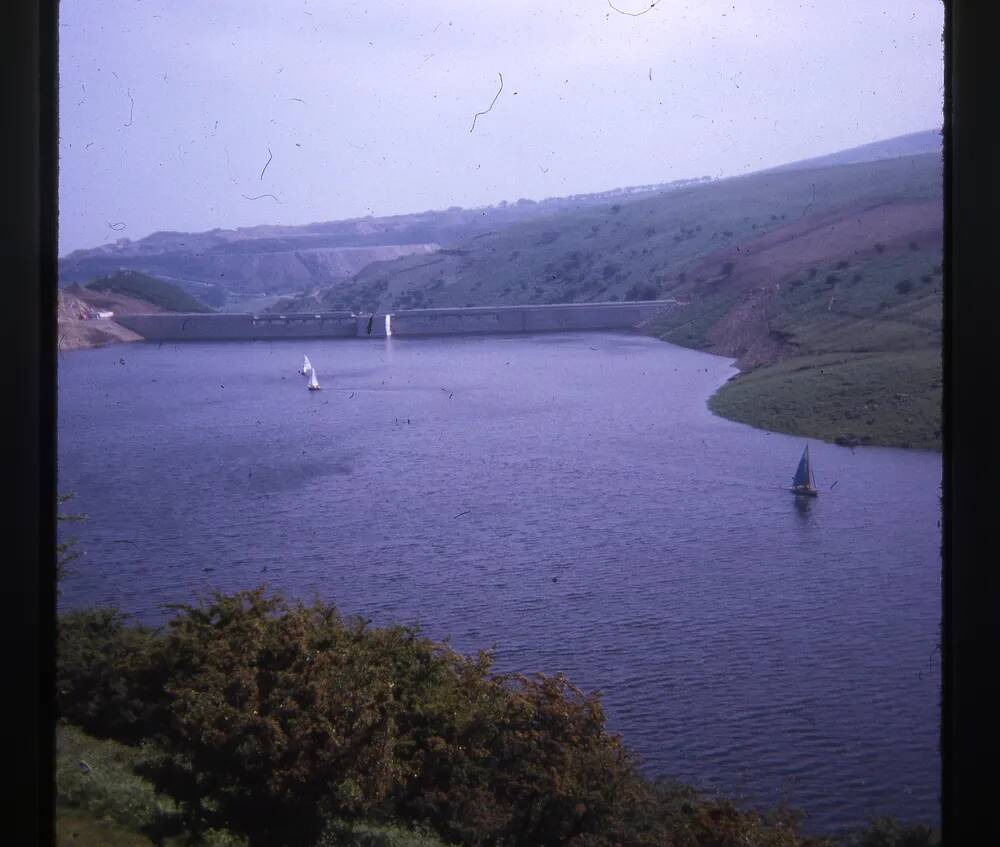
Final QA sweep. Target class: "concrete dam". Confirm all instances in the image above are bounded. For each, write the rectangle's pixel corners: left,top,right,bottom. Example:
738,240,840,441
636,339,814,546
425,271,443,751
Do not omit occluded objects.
115,301,678,341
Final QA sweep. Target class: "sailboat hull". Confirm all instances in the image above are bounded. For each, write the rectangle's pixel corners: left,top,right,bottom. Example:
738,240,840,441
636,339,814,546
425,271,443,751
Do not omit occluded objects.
790,486,818,497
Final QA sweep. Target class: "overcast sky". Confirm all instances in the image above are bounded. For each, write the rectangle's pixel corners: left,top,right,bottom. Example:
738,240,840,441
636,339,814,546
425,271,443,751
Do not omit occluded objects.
58,0,943,255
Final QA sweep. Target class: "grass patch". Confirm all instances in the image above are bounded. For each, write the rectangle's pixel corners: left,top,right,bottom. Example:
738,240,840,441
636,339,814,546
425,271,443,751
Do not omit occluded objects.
709,349,942,450
57,805,162,847
87,270,213,313
55,723,243,846
55,722,454,846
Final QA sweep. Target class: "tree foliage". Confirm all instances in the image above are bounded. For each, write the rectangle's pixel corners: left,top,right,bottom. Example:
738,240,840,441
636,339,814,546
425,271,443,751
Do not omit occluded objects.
842,818,940,847
56,492,86,586
57,588,903,847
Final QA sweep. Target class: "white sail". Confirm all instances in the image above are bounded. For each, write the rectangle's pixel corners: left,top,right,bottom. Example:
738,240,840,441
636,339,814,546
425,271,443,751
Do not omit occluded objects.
301,355,313,375
308,368,320,390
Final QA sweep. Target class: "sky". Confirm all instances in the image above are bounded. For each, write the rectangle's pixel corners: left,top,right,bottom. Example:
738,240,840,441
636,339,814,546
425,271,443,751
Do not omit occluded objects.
58,0,944,255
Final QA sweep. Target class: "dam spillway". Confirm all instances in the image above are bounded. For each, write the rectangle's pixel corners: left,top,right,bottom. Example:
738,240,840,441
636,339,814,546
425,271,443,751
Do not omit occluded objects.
115,301,679,341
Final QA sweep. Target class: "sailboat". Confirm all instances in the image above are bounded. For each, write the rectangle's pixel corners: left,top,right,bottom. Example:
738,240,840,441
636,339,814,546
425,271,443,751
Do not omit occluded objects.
791,444,818,496
300,355,313,376
307,367,321,391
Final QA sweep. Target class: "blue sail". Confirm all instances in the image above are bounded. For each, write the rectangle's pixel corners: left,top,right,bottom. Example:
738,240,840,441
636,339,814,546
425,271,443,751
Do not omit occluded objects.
793,445,811,488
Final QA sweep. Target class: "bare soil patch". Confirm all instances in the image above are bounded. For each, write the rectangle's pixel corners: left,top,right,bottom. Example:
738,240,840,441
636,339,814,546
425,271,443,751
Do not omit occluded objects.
687,200,941,367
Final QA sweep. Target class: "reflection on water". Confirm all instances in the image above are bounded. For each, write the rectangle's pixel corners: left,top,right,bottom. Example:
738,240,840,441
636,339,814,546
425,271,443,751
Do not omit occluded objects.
57,333,941,835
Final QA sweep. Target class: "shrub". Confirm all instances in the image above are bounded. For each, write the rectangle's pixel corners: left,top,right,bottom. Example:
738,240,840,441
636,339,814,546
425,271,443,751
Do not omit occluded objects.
56,724,187,842
56,492,85,587
58,589,832,847
843,817,940,847
315,820,451,847
56,609,165,743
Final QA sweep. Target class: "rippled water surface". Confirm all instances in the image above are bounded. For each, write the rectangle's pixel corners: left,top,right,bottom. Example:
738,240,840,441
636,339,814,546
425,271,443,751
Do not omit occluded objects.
58,333,941,835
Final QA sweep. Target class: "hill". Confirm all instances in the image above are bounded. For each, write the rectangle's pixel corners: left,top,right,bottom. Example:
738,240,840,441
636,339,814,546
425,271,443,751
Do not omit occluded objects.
84,270,214,313
58,272,213,351
58,129,938,319
277,150,941,450
56,130,943,448
763,129,940,173
57,179,709,311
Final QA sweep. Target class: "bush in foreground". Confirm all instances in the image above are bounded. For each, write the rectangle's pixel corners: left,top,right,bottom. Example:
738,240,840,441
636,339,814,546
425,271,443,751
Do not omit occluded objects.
57,588,930,847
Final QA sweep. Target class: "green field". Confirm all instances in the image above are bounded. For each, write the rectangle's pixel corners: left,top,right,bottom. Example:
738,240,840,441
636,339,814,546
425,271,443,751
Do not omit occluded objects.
708,350,941,450
653,243,943,450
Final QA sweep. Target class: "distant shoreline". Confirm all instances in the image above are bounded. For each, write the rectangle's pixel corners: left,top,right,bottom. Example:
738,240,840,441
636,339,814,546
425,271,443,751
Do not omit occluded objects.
56,320,940,453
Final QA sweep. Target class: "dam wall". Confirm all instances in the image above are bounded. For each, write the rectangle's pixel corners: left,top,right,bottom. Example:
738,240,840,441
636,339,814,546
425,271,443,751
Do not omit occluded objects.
375,302,674,337
117,301,677,341
115,312,358,340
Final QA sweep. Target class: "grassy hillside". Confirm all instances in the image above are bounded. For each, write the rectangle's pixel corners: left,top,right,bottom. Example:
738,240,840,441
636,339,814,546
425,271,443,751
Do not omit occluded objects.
86,270,214,313
57,178,707,306
278,154,941,450
654,220,942,449
284,154,939,314
708,350,941,450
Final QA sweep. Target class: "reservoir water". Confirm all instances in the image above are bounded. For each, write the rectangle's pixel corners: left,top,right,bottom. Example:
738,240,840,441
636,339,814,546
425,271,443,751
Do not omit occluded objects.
57,333,941,836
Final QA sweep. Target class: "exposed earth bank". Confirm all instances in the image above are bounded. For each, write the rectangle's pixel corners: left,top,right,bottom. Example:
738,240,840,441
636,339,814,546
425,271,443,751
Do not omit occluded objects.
58,285,155,351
